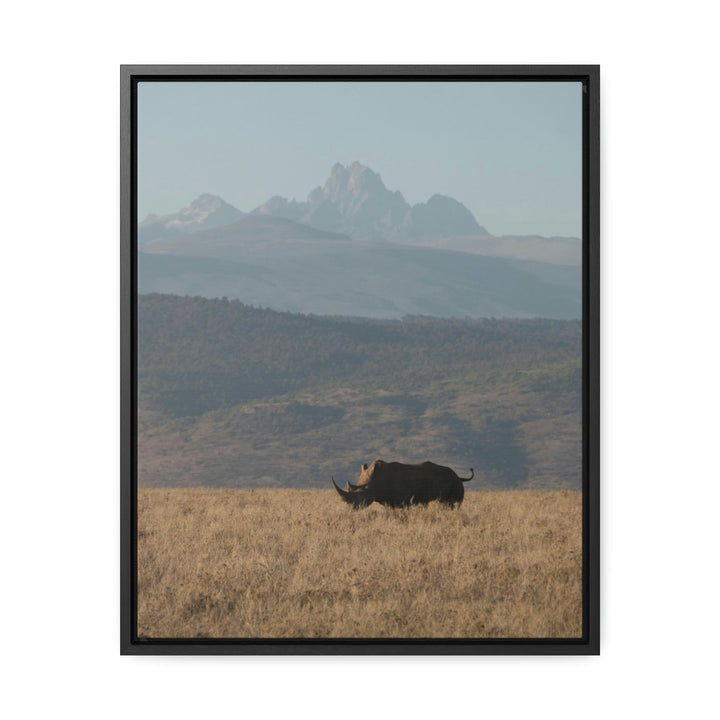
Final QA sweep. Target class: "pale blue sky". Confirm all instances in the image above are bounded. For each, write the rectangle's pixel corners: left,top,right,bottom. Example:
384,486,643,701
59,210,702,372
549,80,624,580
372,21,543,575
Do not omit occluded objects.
138,81,582,237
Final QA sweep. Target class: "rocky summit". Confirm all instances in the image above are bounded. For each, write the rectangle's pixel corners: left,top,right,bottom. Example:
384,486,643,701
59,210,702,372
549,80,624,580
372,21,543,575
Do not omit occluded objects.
253,162,486,242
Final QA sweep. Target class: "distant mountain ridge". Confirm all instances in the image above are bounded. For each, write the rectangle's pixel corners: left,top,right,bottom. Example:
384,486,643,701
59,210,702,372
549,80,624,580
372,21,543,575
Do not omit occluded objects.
414,234,582,266
138,163,580,258
137,163,581,320
139,193,244,245
140,238,581,320
180,215,350,244
253,161,487,242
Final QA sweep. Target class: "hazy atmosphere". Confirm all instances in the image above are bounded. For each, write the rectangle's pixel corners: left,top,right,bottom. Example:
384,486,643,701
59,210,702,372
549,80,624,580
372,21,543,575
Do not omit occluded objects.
138,81,582,238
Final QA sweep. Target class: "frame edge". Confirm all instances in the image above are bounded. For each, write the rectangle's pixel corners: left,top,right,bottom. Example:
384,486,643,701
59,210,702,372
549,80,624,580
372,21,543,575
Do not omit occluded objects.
119,64,600,655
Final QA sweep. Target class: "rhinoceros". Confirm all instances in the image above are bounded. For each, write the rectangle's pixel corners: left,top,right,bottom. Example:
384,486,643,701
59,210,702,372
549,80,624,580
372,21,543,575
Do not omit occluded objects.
331,460,474,508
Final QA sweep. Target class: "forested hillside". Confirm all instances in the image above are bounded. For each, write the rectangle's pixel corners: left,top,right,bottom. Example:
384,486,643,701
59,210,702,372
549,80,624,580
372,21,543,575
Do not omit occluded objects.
138,294,582,489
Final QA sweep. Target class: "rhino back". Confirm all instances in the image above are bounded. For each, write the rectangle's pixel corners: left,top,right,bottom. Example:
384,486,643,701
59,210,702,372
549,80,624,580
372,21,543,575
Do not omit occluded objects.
369,461,462,505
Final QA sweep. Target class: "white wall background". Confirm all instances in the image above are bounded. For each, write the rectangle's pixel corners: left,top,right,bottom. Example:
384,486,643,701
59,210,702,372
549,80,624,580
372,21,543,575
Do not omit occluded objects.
2,1,718,717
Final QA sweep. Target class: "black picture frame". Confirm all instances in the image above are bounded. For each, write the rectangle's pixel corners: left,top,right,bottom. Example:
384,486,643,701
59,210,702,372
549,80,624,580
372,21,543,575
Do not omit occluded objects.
121,64,599,655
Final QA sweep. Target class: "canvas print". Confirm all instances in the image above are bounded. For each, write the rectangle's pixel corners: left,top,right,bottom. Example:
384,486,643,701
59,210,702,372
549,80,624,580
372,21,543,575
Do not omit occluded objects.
135,79,584,640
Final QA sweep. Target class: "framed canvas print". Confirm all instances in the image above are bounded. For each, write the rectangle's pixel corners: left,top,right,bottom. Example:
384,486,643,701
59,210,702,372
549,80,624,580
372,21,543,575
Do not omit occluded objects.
121,65,599,654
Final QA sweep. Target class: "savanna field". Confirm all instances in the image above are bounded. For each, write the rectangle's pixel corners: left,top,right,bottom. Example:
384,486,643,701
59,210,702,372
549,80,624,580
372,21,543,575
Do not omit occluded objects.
138,488,582,639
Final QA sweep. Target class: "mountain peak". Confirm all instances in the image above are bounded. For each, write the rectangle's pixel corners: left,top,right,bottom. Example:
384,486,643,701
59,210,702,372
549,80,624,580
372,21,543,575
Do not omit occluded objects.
187,193,231,213
347,160,376,178
142,164,487,245
138,194,244,245
173,194,242,228
249,163,487,242
323,162,386,201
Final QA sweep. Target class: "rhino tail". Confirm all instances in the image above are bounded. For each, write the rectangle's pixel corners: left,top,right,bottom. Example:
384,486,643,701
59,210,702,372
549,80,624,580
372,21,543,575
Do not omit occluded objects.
460,468,474,482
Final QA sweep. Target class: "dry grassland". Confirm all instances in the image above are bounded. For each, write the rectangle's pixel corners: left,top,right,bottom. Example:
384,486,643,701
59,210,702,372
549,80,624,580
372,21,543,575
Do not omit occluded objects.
138,488,582,639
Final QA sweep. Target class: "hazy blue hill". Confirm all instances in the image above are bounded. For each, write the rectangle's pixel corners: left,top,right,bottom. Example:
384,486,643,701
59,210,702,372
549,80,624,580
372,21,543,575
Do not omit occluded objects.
414,234,582,266
138,294,581,491
138,253,269,298
408,194,487,237
140,233,580,320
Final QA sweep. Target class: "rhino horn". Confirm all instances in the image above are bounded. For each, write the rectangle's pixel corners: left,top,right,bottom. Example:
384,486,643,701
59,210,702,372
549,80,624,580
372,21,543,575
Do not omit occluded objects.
332,477,352,500
332,477,368,507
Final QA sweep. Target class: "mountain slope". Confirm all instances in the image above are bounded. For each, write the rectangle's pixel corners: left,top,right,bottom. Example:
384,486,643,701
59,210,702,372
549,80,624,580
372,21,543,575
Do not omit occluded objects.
140,230,581,319
414,234,582,266
159,214,350,245
138,294,581,490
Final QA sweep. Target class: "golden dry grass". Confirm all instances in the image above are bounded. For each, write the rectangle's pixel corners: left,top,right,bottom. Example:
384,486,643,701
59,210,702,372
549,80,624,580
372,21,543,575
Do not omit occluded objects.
138,488,582,639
